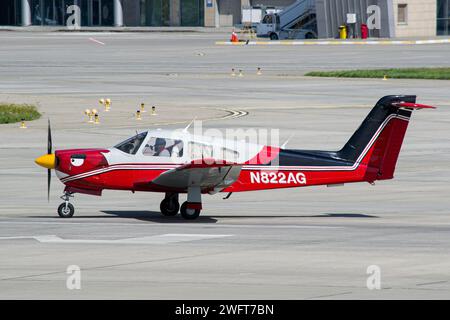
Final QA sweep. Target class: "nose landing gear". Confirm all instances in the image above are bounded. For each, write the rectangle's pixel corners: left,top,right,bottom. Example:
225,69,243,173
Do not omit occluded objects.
57,191,75,218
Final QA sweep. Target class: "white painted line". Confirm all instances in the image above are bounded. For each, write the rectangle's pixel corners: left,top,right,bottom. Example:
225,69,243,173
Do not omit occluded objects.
0,234,232,245
88,37,105,45
0,221,343,229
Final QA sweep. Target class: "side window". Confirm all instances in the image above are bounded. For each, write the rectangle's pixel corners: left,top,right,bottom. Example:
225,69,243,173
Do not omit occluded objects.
189,142,213,159
143,137,184,157
262,15,272,24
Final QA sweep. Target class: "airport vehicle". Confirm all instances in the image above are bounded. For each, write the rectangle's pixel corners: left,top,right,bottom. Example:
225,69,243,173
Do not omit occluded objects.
35,95,434,220
256,0,317,40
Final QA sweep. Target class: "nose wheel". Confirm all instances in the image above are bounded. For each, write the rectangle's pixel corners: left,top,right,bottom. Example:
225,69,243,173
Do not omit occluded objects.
58,192,74,218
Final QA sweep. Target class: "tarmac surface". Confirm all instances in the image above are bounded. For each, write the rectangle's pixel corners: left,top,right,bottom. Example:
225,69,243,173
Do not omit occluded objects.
0,32,450,299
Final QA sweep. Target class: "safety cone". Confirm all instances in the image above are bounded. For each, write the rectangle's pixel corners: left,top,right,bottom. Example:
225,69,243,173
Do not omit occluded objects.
151,106,157,116
230,31,239,43
136,110,142,120
20,119,27,129
256,67,262,75
140,103,146,113
383,74,388,81
238,69,243,77
231,68,236,77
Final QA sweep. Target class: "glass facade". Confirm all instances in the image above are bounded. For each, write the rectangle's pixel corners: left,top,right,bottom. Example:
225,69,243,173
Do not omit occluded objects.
140,0,205,26
140,0,170,26
180,0,204,26
1,0,206,27
29,0,113,26
0,0,22,26
437,0,450,35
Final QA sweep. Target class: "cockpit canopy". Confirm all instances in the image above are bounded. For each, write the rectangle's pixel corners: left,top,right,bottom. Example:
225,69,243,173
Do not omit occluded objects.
114,132,184,157
113,130,241,162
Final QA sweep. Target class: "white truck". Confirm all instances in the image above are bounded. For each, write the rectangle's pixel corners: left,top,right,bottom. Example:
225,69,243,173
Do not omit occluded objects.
256,0,317,40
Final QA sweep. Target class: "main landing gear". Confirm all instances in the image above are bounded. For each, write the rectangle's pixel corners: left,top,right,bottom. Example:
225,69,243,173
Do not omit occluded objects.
57,191,74,218
55,190,203,220
159,187,202,220
160,193,180,216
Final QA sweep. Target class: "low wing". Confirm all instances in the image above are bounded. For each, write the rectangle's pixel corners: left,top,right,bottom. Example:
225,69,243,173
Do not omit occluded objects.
148,159,242,193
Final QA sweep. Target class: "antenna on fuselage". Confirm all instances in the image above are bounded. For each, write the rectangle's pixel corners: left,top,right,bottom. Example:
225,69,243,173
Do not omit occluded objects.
183,118,196,133
281,134,294,149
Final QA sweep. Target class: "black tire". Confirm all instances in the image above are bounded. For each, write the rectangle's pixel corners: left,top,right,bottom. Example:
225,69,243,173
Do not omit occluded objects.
58,203,74,218
269,33,278,40
180,201,201,220
160,198,180,216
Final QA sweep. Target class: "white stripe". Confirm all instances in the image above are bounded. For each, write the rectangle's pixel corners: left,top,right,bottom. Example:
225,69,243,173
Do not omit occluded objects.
88,37,105,45
0,234,232,245
61,165,178,183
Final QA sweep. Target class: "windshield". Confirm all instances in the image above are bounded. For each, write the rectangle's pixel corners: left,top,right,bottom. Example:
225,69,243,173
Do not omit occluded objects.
114,132,147,154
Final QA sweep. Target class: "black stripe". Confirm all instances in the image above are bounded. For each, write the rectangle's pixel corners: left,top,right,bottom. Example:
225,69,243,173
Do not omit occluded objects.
270,95,415,167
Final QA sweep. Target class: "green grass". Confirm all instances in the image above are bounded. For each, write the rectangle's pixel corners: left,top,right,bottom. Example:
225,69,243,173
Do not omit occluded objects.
305,68,450,80
0,103,41,124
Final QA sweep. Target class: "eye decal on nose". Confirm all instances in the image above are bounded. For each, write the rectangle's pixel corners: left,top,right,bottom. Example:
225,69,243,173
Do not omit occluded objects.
70,154,86,167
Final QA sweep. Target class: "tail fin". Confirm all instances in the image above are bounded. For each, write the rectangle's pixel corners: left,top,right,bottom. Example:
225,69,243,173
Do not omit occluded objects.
337,95,435,181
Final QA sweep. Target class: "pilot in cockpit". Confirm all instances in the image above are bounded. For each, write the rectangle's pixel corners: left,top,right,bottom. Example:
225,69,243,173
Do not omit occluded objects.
153,138,170,157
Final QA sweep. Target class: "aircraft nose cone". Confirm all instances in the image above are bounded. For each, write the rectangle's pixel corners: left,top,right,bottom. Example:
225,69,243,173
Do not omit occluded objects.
35,154,56,169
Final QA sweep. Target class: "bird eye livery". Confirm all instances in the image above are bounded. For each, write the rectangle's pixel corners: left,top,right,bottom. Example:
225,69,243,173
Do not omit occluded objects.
34,95,435,220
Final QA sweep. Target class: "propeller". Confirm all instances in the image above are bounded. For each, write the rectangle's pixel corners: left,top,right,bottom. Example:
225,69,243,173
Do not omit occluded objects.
47,119,52,201
35,119,56,202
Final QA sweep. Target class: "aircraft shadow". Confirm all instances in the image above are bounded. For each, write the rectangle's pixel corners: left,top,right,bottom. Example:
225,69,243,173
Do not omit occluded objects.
29,212,376,222
101,210,218,223
101,211,378,221
197,213,379,219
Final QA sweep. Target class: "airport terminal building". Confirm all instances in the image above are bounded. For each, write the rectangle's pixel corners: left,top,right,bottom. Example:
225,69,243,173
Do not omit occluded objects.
1,0,449,37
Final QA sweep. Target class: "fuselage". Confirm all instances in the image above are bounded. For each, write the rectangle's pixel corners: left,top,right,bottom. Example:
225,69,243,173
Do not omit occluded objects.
53,128,375,196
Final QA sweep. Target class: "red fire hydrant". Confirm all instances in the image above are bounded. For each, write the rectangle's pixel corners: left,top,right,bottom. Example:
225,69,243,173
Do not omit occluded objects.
361,23,368,39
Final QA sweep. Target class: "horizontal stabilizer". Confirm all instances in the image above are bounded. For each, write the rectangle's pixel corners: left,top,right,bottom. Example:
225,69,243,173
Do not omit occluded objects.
391,102,436,109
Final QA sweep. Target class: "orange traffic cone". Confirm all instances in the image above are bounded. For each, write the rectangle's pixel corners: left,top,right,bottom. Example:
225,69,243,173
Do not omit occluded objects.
230,31,239,43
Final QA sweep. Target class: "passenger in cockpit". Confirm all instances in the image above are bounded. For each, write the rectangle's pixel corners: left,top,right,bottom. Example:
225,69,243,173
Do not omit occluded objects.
154,138,170,157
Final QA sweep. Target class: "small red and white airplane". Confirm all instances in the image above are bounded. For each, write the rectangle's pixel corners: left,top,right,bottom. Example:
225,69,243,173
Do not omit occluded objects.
35,95,434,220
